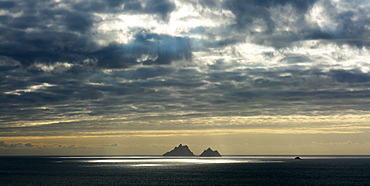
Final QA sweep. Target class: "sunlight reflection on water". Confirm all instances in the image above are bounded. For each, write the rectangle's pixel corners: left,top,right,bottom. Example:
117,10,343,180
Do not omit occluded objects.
54,156,370,167
82,158,284,166
87,159,243,163
130,164,169,167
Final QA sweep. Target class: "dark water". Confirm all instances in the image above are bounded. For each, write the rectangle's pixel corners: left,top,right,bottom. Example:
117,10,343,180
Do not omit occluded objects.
1,156,370,185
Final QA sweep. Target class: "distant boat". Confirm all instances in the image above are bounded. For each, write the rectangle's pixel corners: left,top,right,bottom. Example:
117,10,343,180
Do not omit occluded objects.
295,156,301,160
163,144,195,156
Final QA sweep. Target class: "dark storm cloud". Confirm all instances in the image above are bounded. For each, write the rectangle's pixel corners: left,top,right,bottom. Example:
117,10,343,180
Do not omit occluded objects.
0,30,97,67
94,33,192,68
324,7,370,47
222,0,317,30
63,12,95,33
331,70,370,83
0,0,180,69
215,0,370,48
288,2,370,47
0,1,96,31
0,1,16,9
145,0,176,21
72,0,175,20
203,38,242,48
71,0,126,12
0,1,100,67
0,30,190,69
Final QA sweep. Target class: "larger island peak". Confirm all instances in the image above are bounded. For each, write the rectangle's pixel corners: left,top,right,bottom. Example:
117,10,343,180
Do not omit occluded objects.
163,144,195,156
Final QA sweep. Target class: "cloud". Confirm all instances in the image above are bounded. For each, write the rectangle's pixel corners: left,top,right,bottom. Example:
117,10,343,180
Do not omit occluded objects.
1,0,370,142
1,0,369,70
0,1,16,9
221,0,316,33
0,141,94,149
0,0,180,68
72,0,176,21
0,141,9,147
0,141,36,148
24,143,34,147
215,0,370,48
103,143,119,147
331,69,370,83
94,33,192,68
145,0,176,21
0,29,98,67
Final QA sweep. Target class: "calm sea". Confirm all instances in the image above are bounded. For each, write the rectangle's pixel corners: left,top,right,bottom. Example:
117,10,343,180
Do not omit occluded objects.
1,156,370,185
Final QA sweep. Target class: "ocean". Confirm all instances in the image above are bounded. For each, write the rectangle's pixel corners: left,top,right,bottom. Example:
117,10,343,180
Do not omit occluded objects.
1,156,370,185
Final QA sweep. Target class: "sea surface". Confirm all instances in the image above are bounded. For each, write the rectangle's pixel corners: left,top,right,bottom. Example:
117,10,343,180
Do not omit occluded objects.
1,155,370,185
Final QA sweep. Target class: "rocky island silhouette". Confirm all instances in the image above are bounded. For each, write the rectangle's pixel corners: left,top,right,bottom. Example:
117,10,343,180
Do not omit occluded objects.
163,144,221,157
199,148,221,157
163,144,195,156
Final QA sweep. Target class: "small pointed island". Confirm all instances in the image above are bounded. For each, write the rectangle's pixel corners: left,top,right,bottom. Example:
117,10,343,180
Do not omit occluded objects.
199,148,222,157
163,144,195,156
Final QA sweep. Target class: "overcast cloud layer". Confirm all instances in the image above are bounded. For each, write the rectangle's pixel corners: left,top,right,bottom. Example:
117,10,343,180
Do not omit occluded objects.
1,0,370,142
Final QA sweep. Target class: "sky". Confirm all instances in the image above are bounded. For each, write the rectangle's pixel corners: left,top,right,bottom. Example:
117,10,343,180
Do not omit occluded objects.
1,0,370,156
